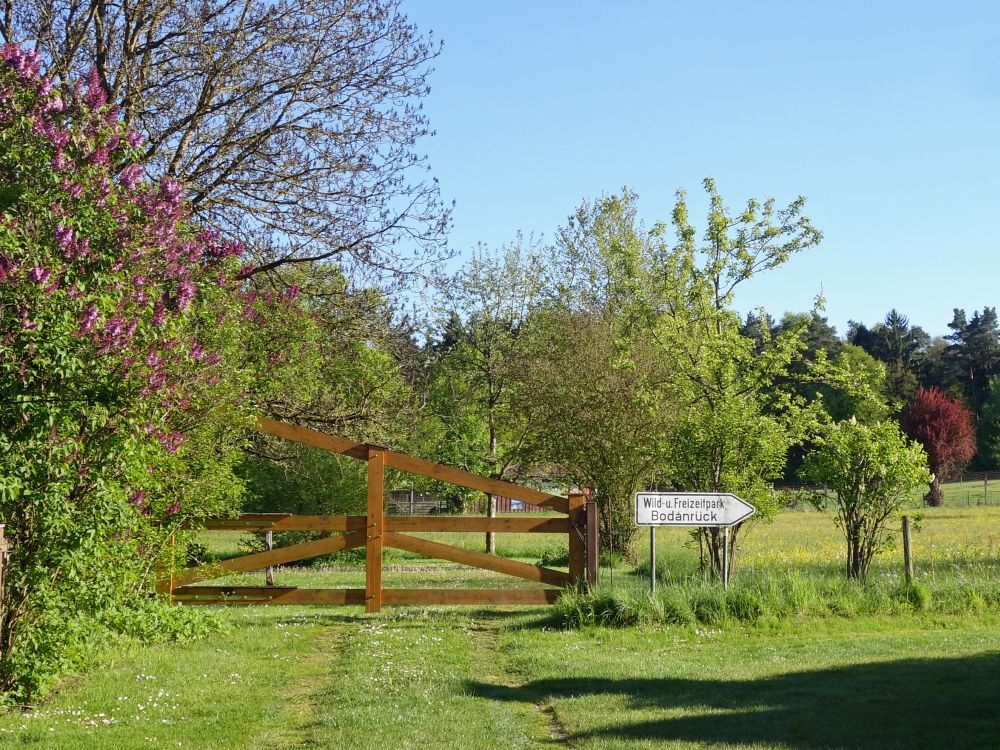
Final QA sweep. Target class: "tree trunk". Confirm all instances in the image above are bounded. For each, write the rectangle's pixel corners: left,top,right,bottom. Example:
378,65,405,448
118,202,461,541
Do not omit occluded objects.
486,493,496,554
702,525,741,580
924,476,944,507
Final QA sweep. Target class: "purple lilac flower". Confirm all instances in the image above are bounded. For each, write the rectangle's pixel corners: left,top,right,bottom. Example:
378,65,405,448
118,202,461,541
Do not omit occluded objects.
78,304,99,333
105,316,124,338
52,151,69,172
1,45,42,79
55,224,74,256
88,147,110,166
119,164,144,190
176,278,196,311
84,67,107,108
151,300,166,327
160,432,185,455
20,308,36,330
29,266,51,284
43,97,65,115
166,501,181,515
0,255,16,281
159,177,182,205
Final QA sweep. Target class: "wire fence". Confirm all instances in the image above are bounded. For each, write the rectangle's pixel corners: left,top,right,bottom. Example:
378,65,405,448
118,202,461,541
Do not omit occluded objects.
771,476,1000,510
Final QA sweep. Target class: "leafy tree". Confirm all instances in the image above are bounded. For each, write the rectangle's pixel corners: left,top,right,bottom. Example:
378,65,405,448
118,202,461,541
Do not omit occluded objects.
901,387,977,505
515,308,673,561
800,419,929,581
778,311,842,361
518,181,822,571
0,47,316,699
658,178,822,578
847,310,928,407
918,336,955,394
428,239,550,551
514,190,674,559
741,310,777,352
1,0,449,278
818,345,890,424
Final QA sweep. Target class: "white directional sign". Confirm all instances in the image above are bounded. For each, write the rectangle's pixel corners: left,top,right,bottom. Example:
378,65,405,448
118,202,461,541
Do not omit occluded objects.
635,492,756,527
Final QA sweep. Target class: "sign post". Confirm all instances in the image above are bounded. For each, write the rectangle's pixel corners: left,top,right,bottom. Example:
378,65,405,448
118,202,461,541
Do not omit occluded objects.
635,492,756,590
649,526,656,595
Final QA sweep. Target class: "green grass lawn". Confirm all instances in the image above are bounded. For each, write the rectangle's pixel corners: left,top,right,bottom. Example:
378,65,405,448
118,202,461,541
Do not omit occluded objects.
2,608,997,749
3,504,999,748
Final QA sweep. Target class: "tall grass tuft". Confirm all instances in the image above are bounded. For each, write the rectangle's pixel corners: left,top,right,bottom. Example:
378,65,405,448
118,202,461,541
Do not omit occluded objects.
554,571,1000,628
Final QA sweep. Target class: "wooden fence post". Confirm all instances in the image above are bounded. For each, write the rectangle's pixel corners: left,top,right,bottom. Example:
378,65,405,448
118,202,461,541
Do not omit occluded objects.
366,447,385,613
568,492,586,583
585,501,599,586
155,534,176,604
902,515,913,584
265,530,275,586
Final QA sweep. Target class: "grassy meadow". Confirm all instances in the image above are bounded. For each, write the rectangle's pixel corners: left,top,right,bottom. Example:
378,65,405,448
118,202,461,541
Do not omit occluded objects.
2,483,999,749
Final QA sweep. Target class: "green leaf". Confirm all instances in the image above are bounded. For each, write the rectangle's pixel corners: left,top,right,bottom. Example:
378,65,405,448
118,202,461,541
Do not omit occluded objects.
0,183,24,212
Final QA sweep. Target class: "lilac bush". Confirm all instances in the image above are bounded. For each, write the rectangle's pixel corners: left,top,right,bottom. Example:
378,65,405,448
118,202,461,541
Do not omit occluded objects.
0,45,320,700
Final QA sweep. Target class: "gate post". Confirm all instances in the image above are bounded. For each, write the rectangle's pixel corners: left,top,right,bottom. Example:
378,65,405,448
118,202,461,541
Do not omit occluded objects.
585,501,598,586
155,533,176,604
0,525,7,622
568,492,586,583
366,446,385,613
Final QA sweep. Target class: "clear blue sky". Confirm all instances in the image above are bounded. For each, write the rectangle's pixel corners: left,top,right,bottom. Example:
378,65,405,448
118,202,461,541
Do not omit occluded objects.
405,0,1000,338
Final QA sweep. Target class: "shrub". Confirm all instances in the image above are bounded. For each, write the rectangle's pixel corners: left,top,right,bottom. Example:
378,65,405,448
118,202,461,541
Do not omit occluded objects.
0,46,317,700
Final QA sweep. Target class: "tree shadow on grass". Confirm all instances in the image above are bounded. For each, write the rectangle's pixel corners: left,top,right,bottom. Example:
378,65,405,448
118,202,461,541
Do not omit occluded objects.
467,651,1000,749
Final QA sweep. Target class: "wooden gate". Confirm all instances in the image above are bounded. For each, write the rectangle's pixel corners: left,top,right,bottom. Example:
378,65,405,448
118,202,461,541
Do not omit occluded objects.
161,418,598,611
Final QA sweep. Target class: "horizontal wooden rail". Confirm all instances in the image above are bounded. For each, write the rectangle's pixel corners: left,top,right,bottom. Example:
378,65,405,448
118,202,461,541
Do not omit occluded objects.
171,586,559,606
384,588,559,605
386,517,570,533
174,531,366,587
252,418,568,513
195,515,570,533
198,514,366,531
383,450,568,514
257,417,369,460
383,531,570,587
173,587,366,605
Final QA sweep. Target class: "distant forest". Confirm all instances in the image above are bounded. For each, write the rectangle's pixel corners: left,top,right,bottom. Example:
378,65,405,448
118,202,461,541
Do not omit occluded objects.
746,307,1000,472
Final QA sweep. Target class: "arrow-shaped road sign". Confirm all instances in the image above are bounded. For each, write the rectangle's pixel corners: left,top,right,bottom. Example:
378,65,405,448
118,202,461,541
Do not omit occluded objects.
635,492,756,527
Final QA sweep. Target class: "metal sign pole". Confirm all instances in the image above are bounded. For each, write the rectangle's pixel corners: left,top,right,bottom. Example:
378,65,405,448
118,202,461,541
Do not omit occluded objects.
722,526,730,591
649,526,656,596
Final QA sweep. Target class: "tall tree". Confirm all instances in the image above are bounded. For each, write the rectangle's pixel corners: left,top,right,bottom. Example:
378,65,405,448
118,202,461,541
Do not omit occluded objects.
976,378,1000,470
902,387,976,506
658,178,823,578
431,238,550,552
516,189,676,558
1,0,450,279
945,308,1000,412
515,308,674,561
848,310,928,407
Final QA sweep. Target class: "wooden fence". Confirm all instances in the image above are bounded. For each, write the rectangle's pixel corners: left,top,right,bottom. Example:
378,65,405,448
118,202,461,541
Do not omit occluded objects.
160,418,598,612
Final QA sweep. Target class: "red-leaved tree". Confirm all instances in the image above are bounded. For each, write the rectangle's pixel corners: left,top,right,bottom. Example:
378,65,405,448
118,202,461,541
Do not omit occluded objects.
902,387,976,506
